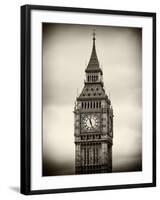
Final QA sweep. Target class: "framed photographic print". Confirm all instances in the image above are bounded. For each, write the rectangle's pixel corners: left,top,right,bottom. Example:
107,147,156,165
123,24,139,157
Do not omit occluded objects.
21,4,156,195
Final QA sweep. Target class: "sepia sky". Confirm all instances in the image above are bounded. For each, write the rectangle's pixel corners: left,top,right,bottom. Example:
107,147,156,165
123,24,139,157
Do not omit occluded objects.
42,23,142,176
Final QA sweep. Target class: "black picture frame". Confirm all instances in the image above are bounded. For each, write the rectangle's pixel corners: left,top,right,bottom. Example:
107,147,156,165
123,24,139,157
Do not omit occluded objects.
21,4,156,195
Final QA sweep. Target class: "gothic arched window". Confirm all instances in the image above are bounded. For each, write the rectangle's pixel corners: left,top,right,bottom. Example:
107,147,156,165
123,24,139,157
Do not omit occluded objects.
96,101,98,108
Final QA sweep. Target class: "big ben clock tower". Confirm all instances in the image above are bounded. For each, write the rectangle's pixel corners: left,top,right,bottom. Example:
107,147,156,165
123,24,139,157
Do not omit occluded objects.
74,32,113,174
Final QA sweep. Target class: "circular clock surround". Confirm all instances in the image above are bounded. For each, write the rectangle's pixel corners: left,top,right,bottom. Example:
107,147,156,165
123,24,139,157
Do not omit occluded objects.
81,113,100,131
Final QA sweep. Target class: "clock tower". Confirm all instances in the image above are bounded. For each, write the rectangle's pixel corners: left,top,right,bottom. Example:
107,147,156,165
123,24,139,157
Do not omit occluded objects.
74,32,113,174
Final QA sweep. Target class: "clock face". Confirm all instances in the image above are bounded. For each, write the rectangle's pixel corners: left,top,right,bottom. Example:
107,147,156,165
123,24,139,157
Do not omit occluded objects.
81,113,100,131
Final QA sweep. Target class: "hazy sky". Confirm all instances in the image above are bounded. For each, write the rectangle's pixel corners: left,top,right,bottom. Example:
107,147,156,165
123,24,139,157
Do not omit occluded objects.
42,23,142,176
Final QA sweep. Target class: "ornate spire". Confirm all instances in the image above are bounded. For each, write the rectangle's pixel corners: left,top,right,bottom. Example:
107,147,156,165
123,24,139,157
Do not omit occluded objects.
85,30,102,74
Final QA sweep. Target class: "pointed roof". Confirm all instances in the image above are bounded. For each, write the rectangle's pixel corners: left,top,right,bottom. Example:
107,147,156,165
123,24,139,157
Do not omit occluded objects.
85,31,102,74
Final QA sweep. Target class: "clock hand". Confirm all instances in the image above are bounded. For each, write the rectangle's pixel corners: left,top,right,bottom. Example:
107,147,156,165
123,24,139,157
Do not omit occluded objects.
89,118,93,127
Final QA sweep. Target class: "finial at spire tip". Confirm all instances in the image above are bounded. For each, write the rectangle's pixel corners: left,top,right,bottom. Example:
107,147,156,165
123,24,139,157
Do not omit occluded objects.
93,29,96,40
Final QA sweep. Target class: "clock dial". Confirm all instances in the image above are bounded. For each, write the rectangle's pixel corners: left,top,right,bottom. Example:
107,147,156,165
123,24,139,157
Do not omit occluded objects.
81,114,100,131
